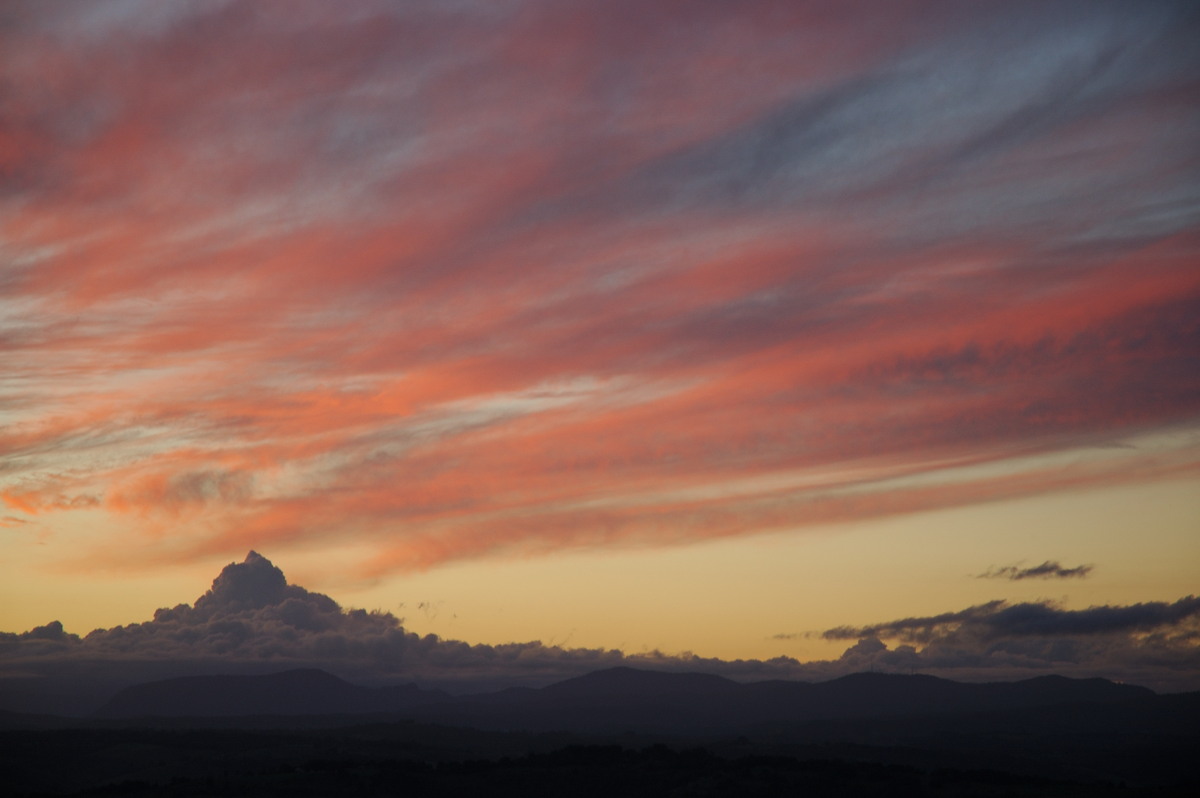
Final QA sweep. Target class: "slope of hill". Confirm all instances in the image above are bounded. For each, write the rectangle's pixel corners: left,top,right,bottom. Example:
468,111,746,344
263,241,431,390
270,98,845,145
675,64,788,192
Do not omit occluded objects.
95,668,447,718
400,667,1159,734
92,665,1162,735
2,667,1194,795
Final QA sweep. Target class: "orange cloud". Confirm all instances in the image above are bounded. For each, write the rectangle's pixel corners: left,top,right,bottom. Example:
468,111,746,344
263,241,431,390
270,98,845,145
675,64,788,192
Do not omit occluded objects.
2,0,1198,579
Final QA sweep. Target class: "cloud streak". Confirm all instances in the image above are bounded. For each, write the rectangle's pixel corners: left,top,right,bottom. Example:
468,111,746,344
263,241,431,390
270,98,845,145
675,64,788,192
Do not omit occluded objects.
1,0,1198,576
822,597,1200,643
977,561,1094,581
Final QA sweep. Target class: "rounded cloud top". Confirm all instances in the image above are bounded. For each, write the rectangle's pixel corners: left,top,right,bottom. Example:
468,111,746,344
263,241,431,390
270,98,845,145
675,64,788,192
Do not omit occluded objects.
194,551,291,615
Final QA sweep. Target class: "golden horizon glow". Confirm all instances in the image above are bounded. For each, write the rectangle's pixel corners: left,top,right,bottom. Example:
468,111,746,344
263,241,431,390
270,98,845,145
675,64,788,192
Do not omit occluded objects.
2,1,1198,691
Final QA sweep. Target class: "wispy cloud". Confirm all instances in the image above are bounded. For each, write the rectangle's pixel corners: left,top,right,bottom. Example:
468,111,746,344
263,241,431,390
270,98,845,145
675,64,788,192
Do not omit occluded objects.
977,561,1094,581
1,0,1198,575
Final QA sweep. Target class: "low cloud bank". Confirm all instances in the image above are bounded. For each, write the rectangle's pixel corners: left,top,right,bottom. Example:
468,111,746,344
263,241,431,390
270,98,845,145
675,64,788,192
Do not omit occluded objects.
822,596,1200,642
815,596,1200,693
3,554,1198,712
0,553,635,688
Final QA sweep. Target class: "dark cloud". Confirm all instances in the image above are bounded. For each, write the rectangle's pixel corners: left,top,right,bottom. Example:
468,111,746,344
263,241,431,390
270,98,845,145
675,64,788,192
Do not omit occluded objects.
806,596,1200,692
823,597,1200,642
0,553,634,695
978,597,1200,637
3,554,1199,715
190,550,323,616
977,561,1094,581
823,601,1009,645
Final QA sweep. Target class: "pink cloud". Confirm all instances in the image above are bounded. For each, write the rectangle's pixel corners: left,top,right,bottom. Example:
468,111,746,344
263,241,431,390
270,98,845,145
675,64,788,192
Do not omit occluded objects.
2,0,1198,576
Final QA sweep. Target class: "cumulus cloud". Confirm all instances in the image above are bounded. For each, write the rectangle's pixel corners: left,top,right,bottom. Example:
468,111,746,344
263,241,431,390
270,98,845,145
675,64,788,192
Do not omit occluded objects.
977,560,1093,580
3,554,1199,713
0,553,635,694
804,596,1200,693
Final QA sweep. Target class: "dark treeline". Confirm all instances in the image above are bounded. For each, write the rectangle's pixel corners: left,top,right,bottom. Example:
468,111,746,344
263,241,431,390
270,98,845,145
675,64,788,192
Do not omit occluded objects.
4,668,1197,796
3,729,1194,798
4,720,1197,798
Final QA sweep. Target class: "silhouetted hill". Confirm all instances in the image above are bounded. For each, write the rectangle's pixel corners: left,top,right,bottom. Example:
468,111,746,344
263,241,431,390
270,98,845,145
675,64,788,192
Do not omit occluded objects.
736,671,1155,724
94,666,1159,733
6,670,1197,795
4,701,1198,796
95,668,447,718
542,666,740,699
0,708,74,730
10,728,1164,798
397,667,1158,734
442,667,745,732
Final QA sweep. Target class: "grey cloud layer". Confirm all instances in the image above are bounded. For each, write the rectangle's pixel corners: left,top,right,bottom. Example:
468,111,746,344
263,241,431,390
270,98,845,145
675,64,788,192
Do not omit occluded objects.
823,596,1200,642
811,596,1200,692
621,1,1200,243
0,553,632,689
3,554,1198,694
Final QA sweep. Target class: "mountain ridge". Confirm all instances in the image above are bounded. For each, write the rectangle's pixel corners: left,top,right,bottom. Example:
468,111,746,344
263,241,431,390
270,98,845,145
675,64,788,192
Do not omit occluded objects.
95,667,448,719
93,665,1158,733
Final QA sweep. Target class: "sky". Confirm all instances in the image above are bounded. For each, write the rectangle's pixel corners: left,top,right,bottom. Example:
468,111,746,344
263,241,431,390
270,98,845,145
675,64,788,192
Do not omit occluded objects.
2,0,1199,701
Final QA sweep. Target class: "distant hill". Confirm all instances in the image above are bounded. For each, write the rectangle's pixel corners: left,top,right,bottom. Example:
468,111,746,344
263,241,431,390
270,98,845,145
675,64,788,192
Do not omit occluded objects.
95,666,1158,734
95,668,447,718
408,667,1157,734
9,668,1195,793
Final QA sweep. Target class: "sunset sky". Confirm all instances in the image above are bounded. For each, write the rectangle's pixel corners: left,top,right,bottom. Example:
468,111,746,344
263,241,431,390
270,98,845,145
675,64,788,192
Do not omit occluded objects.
2,0,1199,696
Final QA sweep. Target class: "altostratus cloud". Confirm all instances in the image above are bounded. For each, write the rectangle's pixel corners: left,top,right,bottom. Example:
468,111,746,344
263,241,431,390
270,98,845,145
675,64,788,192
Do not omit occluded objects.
977,561,1094,581
1,0,1198,575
